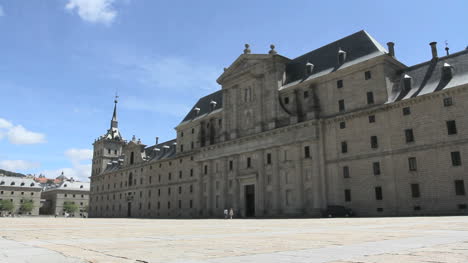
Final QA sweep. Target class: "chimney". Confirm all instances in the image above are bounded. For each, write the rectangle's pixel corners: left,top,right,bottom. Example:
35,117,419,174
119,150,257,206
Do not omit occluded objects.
387,42,395,57
337,48,346,64
155,136,159,145
429,42,438,59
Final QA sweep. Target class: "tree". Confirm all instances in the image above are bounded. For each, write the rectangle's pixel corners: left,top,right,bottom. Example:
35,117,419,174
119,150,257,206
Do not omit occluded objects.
0,200,14,214
20,200,34,213
63,202,78,214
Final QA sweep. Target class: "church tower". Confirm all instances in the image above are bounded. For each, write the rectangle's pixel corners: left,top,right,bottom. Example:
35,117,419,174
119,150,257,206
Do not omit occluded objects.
91,96,126,177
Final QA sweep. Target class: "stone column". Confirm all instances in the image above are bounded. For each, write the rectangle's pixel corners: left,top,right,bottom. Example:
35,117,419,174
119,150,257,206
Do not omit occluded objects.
294,144,305,214
197,162,204,217
256,150,266,216
272,147,281,215
206,160,213,216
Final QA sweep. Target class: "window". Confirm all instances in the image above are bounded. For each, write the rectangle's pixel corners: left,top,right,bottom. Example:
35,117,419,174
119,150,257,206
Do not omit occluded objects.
337,79,343,89
128,173,133,186
179,200,182,209
168,202,171,209
451,151,462,166
284,97,289,104
168,173,172,181
455,180,466,195
402,107,411,115
377,208,384,212
443,97,453,107
266,153,271,165
339,121,346,129
229,160,233,171
405,129,414,143
365,71,372,80
168,187,171,195
447,120,457,135
204,165,208,174
247,157,251,168
411,184,421,198
181,131,184,137
304,146,311,158
458,204,467,210
408,157,417,171
108,149,111,154
344,189,351,202
338,99,345,112
179,171,182,179
304,91,309,98
190,169,193,177
180,145,184,152
373,162,381,175
190,184,193,193
368,115,375,123
130,152,134,165
370,136,378,149
343,166,350,178
367,92,374,104
178,186,182,194
341,141,348,153
158,189,161,196
375,186,383,200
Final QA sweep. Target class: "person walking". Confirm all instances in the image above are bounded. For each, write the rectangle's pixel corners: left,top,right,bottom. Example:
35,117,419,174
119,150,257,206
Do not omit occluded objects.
224,209,228,219
229,208,234,219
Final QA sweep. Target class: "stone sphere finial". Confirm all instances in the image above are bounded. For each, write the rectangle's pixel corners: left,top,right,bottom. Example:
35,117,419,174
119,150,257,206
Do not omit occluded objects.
269,44,277,55
244,44,251,54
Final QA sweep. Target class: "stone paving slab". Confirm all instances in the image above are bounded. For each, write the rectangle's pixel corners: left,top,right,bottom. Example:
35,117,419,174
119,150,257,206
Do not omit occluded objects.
1,217,468,262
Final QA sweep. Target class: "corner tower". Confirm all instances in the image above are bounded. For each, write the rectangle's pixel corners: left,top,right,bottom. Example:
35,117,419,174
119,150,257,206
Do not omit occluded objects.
91,97,126,177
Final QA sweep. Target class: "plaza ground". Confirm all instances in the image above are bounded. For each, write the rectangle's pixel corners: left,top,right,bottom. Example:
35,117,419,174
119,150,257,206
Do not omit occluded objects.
1,217,468,263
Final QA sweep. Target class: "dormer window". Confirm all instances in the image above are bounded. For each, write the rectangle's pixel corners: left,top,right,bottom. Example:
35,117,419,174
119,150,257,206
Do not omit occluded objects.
64,184,67,187
20,182,25,186
338,48,347,64
0,181,4,185
284,97,289,104
403,74,412,92
210,101,217,111
442,63,454,80
30,183,34,187
10,182,15,186
305,62,314,75
194,107,201,116
80,185,84,189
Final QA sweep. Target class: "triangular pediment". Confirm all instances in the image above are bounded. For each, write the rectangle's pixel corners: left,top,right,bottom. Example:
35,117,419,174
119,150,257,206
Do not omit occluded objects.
217,54,289,84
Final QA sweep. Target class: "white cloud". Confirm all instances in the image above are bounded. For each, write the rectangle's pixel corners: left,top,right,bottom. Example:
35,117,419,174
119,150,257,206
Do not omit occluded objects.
0,118,46,145
65,0,117,25
0,160,40,171
0,6,4,17
41,148,93,182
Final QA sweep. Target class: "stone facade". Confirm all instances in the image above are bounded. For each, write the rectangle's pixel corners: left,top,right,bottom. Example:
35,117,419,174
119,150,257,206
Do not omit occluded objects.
41,180,90,217
0,175,42,216
89,30,468,218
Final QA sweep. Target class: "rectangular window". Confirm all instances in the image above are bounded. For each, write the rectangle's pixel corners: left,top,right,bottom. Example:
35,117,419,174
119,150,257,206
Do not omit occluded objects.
370,136,378,149
339,121,346,129
179,200,182,209
373,162,381,175
304,91,309,98
284,97,289,104
446,120,457,135
365,71,372,80
368,115,375,123
204,165,208,174
367,92,374,104
455,180,466,195
229,160,233,171
405,129,414,143
443,97,453,107
341,141,348,153
451,151,462,166
403,107,411,116
304,146,311,158
190,200,193,208
343,166,350,178
337,79,343,88
408,157,417,171
179,171,182,179
180,145,184,152
338,99,345,112
344,189,351,202
247,157,251,168
411,184,421,198
375,186,383,200
266,153,271,165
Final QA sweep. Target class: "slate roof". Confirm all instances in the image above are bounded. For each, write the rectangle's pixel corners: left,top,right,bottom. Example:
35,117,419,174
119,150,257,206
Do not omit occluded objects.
388,49,468,102
284,30,387,85
0,175,41,189
44,180,90,192
181,90,223,123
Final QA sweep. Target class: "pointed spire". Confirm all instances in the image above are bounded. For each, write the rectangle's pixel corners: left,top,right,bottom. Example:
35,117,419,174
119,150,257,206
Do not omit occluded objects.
110,95,119,129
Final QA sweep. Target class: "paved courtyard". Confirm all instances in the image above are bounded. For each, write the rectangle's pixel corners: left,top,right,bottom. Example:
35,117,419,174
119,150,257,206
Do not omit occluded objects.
1,216,468,263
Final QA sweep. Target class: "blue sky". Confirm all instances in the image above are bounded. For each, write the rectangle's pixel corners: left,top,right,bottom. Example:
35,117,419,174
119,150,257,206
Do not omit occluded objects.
0,0,466,181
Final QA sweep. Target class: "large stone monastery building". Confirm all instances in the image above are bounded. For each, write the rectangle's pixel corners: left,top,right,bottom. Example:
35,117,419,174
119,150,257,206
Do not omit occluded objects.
89,31,468,218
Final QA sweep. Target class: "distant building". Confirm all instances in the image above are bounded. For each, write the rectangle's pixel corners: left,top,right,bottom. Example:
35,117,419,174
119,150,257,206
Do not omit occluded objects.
89,30,468,218
41,180,90,217
33,172,69,187
0,175,42,216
